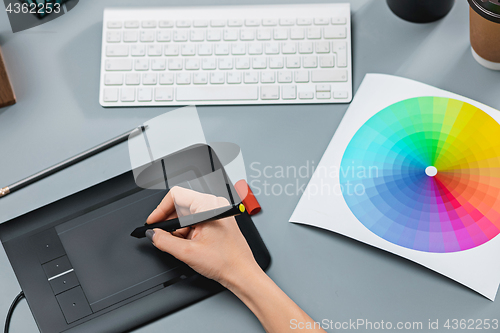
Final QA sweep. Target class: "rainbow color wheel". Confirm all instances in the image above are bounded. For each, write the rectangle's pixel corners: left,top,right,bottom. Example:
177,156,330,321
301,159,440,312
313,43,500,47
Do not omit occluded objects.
340,97,500,253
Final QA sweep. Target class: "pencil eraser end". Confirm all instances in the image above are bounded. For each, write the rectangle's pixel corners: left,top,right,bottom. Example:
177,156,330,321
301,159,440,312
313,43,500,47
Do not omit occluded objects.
235,180,261,215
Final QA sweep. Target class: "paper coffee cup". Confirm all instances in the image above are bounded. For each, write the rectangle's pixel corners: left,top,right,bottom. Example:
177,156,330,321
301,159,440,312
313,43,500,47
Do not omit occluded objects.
468,0,500,70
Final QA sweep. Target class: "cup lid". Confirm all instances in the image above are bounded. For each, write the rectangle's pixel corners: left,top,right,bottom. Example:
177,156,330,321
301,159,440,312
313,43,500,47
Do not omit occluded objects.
469,0,500,23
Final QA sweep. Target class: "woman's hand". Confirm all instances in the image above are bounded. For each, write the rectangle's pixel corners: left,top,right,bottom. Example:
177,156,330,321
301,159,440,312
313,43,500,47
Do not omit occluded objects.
145,186,261,288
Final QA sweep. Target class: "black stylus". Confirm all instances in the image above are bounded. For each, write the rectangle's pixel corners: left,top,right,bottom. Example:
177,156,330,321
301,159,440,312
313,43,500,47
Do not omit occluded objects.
0,125,147,198
131,203,246,238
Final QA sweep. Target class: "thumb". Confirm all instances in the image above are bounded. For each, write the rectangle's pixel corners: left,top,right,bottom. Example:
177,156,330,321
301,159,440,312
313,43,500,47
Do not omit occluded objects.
150,228,191,262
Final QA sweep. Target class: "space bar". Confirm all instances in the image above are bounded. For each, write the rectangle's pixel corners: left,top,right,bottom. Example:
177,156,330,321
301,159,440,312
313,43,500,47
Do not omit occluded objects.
176,86,259,101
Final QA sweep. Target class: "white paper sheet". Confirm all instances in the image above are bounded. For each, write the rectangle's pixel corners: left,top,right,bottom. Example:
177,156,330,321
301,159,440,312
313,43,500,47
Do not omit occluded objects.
289,74,500,301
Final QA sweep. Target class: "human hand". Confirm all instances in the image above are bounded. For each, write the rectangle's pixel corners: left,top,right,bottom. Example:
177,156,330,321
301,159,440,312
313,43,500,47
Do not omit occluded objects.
146,186,261,288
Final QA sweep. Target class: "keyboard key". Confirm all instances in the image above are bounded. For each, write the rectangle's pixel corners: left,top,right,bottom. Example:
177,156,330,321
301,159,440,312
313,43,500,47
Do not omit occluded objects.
176,73,191,84
319,55,335,68
264,42,279,54
299,91,314,99
164,45,179,56
105,59,132,71
252,57,267,69
273,28,288,40
123,31,138,42
302,56,317,68
286,56,300,68
160,73,174,84
126,73,140,85
280,18,295,26
103,88,119,102
159,20,174,28
248,43,263,55
316,91,331,99
181,44,196,56
333,91,348,99
137,88,153,101
159,73,174,84
157,30,171,42
244,72,259,83
298,42,313,54
124,20,139,28
148,45,162,56
106,45,128,57
190,30,205,41
193,72,208,84
261,71,275,83
331,17,347,25
311,69,347,82
106,31,121,42
198,44,213,56
307,28,321,39
185,58,200,70
211,19,226,27
269,56,284,69
177,86,258,101
296,18,312,26
194,20,209,27
168,59,183,70
140,30,155,42
142,20,156,28
262,19,278,26
315,41,330,53
151,59,166,70
261,85,279,99
282,42,296,54
202,58,217,69
155,87,174,101
235,57,251,69
245,19,260,27
210,72,225,84
324,26,346,39
333,41,347,67
104,73,123,85
223,29,238,41
278,71,292,83
314,18,329,25
227,19,243,27
176,20,191,28
282,85,296,99
121,88,135,102
207,29,222,41
107,21,122,29
218,58,233,69
294,70,309,82
257,29,272,40
131,45,145,56
135,59,149,70
290,28,305,40
240,29,255,41
173,30,188,42
232,43,246,55
316,84,331,92
227,72,242,84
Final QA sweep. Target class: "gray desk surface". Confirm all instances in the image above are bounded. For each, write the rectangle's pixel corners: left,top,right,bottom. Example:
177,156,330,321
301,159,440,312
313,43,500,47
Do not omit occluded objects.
1,0,499,332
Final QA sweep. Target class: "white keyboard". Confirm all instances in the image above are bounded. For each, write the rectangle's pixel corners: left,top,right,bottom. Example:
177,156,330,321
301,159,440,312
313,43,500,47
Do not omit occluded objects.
99,4,352,107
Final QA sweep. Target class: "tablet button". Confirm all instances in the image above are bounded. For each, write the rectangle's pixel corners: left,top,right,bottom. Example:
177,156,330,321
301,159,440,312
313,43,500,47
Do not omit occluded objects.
34,229,66,264
49,271,79,295
56,287,92,324
42,256,72,279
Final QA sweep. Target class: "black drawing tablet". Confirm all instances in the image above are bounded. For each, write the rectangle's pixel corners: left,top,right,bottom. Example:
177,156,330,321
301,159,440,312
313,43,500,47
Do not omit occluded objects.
0,170,270,333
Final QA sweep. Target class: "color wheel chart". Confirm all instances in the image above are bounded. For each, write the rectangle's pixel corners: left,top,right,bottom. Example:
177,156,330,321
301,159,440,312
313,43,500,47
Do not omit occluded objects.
340,97,500,253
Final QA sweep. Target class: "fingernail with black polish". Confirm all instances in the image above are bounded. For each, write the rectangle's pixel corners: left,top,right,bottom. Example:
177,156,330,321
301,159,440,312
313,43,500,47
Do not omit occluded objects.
145,229,155,242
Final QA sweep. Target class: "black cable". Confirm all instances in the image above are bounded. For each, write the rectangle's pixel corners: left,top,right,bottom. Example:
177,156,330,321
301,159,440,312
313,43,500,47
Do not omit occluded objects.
4,291,24,333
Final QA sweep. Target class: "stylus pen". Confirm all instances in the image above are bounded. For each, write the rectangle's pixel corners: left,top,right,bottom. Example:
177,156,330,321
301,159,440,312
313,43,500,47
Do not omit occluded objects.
131,203,246,238
0,125,148,198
